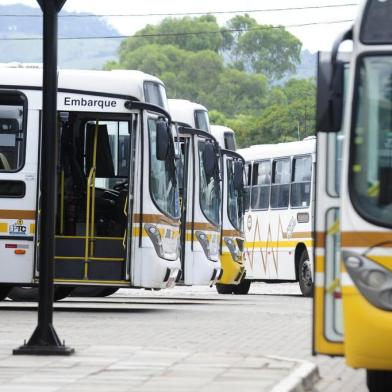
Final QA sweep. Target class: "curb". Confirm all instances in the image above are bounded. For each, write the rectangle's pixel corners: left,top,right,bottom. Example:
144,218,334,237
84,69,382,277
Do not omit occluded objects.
268,356,320,392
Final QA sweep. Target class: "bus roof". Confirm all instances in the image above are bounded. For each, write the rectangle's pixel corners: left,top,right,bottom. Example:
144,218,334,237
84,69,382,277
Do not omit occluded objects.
0,66,165,102
238,137,316,161
168,99,207,127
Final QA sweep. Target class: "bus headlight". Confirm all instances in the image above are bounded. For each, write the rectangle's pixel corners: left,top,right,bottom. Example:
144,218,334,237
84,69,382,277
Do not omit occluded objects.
195,231,219,262
224,237,240,262
145,224,164,258
343,250,392,311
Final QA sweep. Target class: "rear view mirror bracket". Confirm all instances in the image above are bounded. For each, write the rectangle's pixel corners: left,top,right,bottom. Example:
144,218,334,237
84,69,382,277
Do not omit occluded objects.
316,27,353,133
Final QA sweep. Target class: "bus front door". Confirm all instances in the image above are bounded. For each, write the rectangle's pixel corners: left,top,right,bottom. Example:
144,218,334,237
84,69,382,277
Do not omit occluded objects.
53,112,134,286
313,52,344,356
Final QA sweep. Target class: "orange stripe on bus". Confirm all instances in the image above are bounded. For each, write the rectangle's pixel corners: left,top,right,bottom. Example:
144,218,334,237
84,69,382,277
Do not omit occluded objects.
0,210,36,220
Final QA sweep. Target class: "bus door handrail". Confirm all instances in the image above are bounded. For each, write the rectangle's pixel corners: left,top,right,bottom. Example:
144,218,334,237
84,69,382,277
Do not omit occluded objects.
84,120,99,279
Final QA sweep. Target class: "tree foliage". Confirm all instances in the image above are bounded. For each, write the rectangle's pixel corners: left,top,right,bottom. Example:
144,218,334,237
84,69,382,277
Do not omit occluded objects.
118,15,223,56
223,15,302,79
105,14,315,147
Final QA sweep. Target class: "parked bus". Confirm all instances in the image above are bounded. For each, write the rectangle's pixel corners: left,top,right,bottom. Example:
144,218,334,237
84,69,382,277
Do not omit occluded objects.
0,67,181,301
168,99,222,285
238,137,316,296
210,125,246,294
314,0,392,389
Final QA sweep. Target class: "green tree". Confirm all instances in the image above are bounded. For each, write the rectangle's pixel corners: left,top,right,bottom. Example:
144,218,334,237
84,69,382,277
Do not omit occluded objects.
224,15,302,80
118,15,223,58
104,15,315,148
213,68,268,116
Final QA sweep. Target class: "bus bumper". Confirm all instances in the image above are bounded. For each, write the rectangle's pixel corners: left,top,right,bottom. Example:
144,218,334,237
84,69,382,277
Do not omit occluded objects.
218,252,245,285
343,286,392,370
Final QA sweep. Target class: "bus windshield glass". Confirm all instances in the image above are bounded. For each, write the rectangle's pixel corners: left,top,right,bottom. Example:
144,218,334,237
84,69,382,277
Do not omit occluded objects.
198,140,220,226
148,118,179,219
351,56,392,227
0,93,25,172
227,159,243,231
195,110,210,132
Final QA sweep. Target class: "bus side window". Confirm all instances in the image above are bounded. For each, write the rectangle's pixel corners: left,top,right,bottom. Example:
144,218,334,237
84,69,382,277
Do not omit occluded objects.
0,93,26,173
144,81,165,109
251,160,271,210
270,158,290,209
291,155,312,208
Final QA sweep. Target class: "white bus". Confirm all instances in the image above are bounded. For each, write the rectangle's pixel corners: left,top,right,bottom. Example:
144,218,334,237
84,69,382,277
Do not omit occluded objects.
0,67,181,301
168,99,222,285
239,137,316,296
210,125,246,294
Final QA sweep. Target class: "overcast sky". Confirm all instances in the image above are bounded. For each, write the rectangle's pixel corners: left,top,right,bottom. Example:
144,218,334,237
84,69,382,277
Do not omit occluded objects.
2,0,360,52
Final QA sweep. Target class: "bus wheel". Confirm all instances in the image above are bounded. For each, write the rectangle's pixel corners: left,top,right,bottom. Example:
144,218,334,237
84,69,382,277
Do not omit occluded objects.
215,284,234,294
298,250,313,297
232,279,251,295
98,288,119,297
367,370,392,392
0,286,10,301
70,287,118,297
8,287,73,302
54,287,74,300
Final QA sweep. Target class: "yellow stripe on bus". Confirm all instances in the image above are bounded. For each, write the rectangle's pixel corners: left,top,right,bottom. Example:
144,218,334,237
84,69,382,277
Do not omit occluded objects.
245,240,313,248
0,223,8,233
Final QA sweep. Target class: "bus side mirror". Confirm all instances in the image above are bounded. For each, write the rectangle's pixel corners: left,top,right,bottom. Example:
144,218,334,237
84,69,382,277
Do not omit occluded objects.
316,52,344,133
202,141,216,178
243,187,250,211
233,161,244,191
156,119,170,161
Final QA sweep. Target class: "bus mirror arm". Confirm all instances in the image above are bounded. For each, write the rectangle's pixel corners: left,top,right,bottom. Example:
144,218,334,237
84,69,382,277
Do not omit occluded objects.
316,27,353,133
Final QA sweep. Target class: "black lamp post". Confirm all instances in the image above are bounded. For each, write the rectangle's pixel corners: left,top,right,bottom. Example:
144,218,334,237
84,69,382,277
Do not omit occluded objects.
13,0,74,355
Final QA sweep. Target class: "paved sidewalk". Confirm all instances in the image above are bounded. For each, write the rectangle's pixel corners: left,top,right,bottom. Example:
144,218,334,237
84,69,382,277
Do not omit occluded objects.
0,283,364,391
0,344,317,392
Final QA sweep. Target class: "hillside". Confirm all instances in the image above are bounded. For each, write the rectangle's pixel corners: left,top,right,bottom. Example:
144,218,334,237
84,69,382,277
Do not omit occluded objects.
0,4,120,69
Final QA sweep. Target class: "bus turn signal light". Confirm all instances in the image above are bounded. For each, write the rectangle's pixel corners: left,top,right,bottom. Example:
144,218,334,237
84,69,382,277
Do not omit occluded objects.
15,249,26,255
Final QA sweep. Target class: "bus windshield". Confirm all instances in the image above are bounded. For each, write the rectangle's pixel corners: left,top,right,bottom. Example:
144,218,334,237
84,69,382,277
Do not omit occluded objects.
148,118,179,219
198,140,220,226
227,159,243,231
351,56,392,228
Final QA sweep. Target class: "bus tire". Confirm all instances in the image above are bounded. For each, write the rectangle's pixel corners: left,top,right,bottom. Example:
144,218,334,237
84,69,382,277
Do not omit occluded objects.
367,370,392,392
8,287,73,302
215,284,234,294
0,286,10,301
298,250,313,297
70,287,118,297
98,288,119,297
232,279,251,295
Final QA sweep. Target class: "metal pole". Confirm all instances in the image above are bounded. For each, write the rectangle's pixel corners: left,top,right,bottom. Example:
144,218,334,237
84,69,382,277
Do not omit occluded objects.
13,0,74,356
